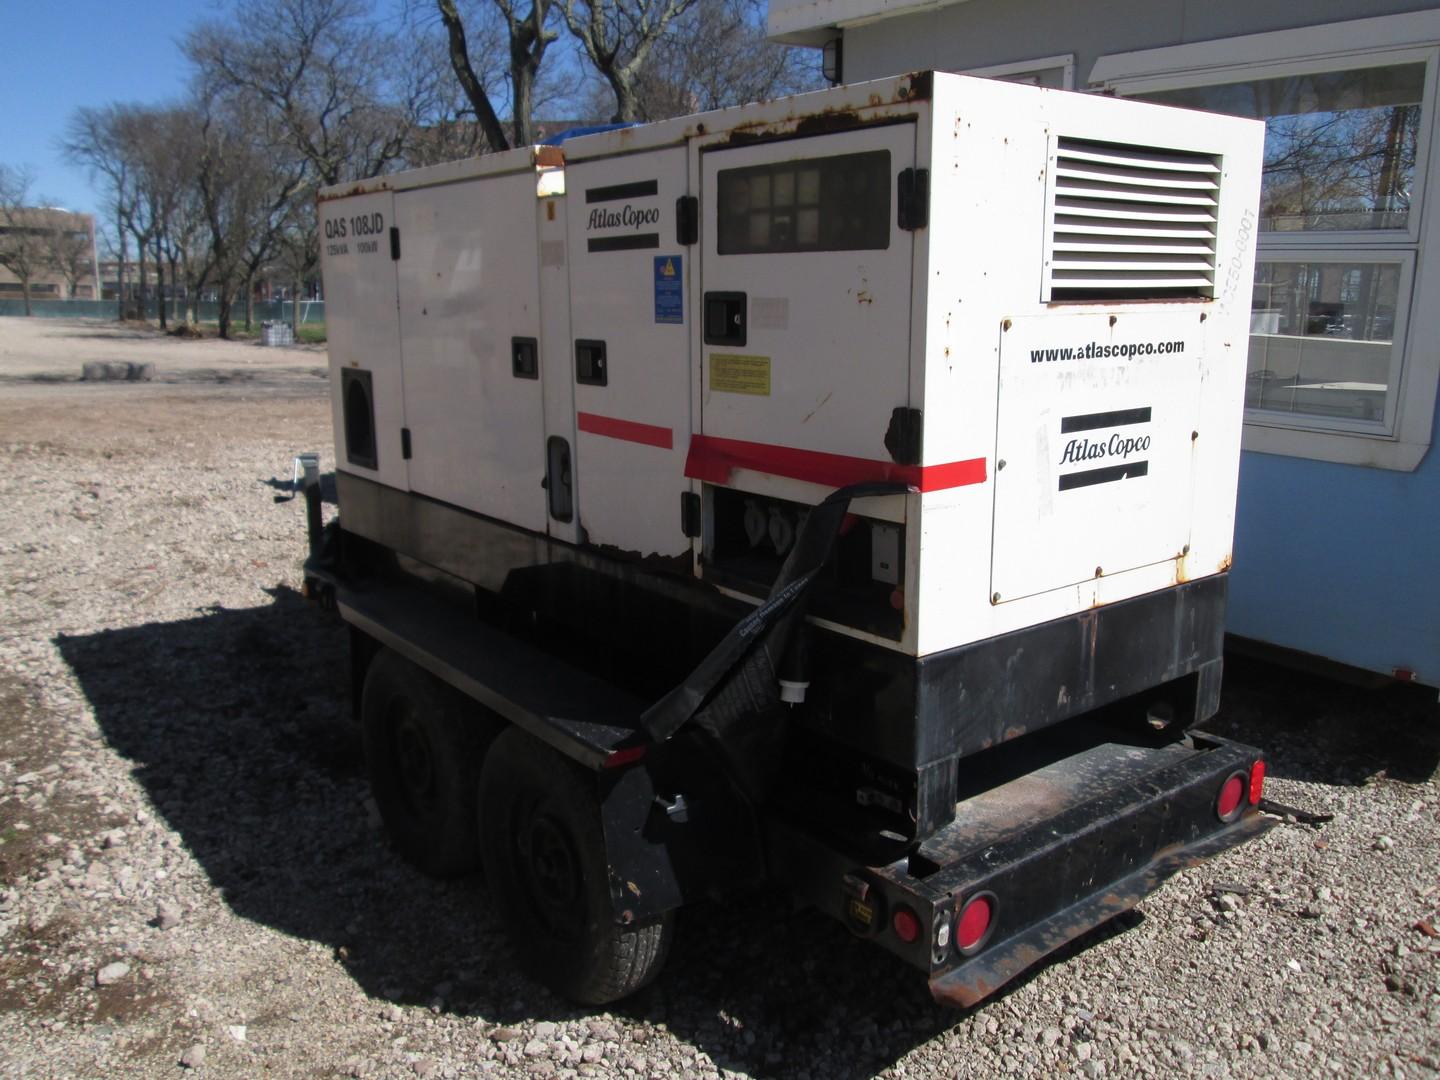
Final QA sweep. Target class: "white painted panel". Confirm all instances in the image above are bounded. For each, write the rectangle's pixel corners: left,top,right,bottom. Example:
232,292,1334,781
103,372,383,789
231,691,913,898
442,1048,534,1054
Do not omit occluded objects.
990,311,1203,602
699,124,917,467
565,148,692,559
319,190,408,492
394,173,547,533
536,192,581,543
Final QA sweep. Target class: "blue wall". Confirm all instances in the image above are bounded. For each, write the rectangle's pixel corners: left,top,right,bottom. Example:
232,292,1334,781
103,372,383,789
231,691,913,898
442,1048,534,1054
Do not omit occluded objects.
1229,414,1440,682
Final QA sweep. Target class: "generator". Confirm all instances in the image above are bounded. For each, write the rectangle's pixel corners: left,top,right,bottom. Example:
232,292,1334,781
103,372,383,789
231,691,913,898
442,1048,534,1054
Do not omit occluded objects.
309,72,1271,1006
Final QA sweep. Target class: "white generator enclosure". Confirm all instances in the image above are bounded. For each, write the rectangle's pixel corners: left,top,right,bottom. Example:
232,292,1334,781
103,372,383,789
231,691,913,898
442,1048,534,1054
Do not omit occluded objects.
321,72,1263,823
313,74,1274,1007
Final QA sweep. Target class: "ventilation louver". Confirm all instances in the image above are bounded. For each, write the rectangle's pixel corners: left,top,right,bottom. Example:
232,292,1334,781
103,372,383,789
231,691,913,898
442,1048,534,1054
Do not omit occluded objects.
1046,137,1220,302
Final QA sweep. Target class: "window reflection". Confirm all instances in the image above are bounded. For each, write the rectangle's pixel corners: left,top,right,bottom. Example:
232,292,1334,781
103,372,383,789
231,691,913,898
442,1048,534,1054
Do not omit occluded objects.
1145,64,1424,232
1247,261,1400,421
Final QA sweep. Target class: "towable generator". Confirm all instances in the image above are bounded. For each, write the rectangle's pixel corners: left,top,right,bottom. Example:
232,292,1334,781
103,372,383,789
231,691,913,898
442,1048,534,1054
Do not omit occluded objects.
306,72,1271,1006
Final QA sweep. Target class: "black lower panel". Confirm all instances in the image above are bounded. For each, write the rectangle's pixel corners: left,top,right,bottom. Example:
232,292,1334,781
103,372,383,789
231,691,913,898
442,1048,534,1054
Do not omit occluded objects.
803,576,1227,769
335,471,1227,774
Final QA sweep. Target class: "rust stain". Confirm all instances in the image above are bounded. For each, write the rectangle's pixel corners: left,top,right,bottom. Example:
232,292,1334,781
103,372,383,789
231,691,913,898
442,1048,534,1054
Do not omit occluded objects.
902,71,934,101
716,78,924,148
534,145,564,168
318,179,392,203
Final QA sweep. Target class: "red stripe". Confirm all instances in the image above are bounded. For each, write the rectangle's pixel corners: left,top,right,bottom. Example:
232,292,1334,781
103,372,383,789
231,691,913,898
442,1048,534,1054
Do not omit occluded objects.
684,434,986,493
577,411,674,450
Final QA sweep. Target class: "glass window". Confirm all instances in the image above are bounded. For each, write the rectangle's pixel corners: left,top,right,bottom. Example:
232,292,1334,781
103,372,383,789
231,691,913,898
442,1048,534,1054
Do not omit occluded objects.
717,150,890,255
1144,63,1425,233
1248,260,1401,422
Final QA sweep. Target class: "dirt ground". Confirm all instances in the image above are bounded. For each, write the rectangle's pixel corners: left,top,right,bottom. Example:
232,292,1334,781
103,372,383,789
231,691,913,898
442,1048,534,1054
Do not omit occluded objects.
0,315,1437,1079
0,315,327,386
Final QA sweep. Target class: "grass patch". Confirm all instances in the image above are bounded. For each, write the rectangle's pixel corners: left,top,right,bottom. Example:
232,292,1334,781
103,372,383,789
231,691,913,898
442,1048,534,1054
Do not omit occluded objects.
180,320,327,344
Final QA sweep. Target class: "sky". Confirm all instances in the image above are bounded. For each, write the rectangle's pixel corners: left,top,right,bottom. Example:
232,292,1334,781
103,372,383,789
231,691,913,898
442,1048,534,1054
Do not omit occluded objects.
0,0,585,223
0,1,218,217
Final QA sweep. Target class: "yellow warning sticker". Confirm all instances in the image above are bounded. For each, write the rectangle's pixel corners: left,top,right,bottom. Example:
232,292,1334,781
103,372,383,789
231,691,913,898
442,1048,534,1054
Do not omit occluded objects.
709,354,771,396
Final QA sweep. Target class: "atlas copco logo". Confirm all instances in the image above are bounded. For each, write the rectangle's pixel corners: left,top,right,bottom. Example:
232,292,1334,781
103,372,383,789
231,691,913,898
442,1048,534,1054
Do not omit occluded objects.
587,203,660,231
1059,432,1151,465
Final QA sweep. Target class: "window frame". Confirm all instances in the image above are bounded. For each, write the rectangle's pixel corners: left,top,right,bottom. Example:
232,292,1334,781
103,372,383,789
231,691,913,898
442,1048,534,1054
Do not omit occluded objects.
960,53,1075,91
1098,49,1435,250
1092,12,1440,471
1245,247,1414,435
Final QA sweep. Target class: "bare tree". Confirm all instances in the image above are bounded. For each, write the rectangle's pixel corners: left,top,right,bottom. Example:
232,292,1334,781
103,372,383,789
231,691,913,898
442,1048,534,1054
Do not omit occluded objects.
189,0,450,331
434,0,514,150
586,0,819,121
0,166,53,316
64,106,143,318
562,0,698,122
187,0,422,188
46,220,97,299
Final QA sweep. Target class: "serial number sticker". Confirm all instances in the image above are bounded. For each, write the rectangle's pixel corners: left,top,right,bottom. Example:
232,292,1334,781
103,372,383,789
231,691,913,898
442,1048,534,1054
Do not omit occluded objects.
709,354,771,396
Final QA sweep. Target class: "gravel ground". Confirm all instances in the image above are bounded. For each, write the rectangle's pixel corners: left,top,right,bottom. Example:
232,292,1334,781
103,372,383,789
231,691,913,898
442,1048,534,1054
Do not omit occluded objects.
1,315,1438,1079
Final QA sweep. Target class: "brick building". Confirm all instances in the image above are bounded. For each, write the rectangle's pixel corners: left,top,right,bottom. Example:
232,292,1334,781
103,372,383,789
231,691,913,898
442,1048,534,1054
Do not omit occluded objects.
0,207,100,300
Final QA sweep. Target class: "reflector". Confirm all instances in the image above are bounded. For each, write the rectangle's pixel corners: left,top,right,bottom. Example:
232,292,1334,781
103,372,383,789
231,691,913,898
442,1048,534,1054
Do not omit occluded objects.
892,906,921,943
1248,759,1265,805
956,894,994,953
1216,773,1245,820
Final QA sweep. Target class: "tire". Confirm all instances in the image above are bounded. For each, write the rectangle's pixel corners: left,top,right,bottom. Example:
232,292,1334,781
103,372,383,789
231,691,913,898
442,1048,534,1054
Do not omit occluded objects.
478,727,674,1004
360,648,489,877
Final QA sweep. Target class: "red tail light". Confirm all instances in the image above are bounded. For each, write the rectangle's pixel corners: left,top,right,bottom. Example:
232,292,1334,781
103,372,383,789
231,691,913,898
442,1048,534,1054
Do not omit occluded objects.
1216,772,1246,821
892,905,921,943
1248,759,1265,805
955,892,996,955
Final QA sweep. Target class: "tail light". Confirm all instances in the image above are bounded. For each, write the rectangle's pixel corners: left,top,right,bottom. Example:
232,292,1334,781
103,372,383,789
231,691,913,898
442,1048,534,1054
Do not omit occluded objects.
1248,759,1265,805
892,905,921,943
954,892,997,955
1216,771,1246,822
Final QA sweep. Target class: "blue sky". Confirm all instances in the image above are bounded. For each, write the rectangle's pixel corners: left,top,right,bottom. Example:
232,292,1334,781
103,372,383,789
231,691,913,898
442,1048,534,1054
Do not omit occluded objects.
0,1,573,221
0,1,219,216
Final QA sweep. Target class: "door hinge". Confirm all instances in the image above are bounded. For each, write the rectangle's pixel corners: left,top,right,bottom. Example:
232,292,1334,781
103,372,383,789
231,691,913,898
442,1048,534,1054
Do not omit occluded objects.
389,226,401,260
897,168,929,231
676,195,698,246
401,427,412,460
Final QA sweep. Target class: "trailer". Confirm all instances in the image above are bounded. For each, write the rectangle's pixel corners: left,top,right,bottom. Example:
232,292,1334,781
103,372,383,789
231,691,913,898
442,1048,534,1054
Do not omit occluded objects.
305,71,1273,1006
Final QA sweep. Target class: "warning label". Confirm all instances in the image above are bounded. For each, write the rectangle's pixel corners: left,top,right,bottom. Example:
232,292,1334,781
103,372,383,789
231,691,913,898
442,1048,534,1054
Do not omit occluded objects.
709,354,771,396
653,255,682,323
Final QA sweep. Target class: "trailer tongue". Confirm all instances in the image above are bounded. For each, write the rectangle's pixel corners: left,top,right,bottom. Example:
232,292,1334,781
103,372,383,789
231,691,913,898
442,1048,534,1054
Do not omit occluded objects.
307,70,1269,1005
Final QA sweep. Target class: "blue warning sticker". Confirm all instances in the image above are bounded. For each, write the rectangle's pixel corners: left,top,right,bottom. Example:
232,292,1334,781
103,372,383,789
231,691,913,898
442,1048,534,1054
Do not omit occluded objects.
654,255,683,324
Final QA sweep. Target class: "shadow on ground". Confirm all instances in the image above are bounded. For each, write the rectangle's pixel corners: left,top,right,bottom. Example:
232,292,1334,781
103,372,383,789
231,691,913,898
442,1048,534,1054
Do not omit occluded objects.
55,593,1419,1075
1207,652,1440,787
56,590,1008,1075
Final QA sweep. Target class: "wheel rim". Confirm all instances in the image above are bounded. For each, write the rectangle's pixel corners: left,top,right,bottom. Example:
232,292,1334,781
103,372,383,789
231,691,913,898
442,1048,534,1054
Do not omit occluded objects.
388,703,437,815
515,805,584,943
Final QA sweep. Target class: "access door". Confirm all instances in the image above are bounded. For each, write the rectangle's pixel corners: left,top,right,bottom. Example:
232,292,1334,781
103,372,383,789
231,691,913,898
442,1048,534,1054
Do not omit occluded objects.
564,147,692,559
394,172,548,533
699,124,918,477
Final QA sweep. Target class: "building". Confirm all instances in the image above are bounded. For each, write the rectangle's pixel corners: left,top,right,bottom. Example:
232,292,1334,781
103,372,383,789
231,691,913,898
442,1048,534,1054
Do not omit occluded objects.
0,207,100,300
97,259,161,303
768,1,1440,687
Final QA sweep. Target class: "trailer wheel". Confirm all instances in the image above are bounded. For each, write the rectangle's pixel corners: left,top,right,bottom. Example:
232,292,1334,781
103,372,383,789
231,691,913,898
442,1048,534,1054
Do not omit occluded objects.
478,728,673,1004
361,648,486,877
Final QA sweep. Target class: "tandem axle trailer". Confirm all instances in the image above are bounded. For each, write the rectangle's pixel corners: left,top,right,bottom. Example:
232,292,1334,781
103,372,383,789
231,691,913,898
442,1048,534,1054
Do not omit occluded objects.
306,71,1273,1005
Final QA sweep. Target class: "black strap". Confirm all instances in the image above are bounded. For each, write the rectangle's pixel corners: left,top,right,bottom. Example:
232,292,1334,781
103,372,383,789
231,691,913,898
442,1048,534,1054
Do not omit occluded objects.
640,481,911,742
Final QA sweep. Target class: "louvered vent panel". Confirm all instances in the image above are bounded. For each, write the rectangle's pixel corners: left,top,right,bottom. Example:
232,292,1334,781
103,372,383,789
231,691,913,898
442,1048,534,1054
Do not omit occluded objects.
1047,137,1220,301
